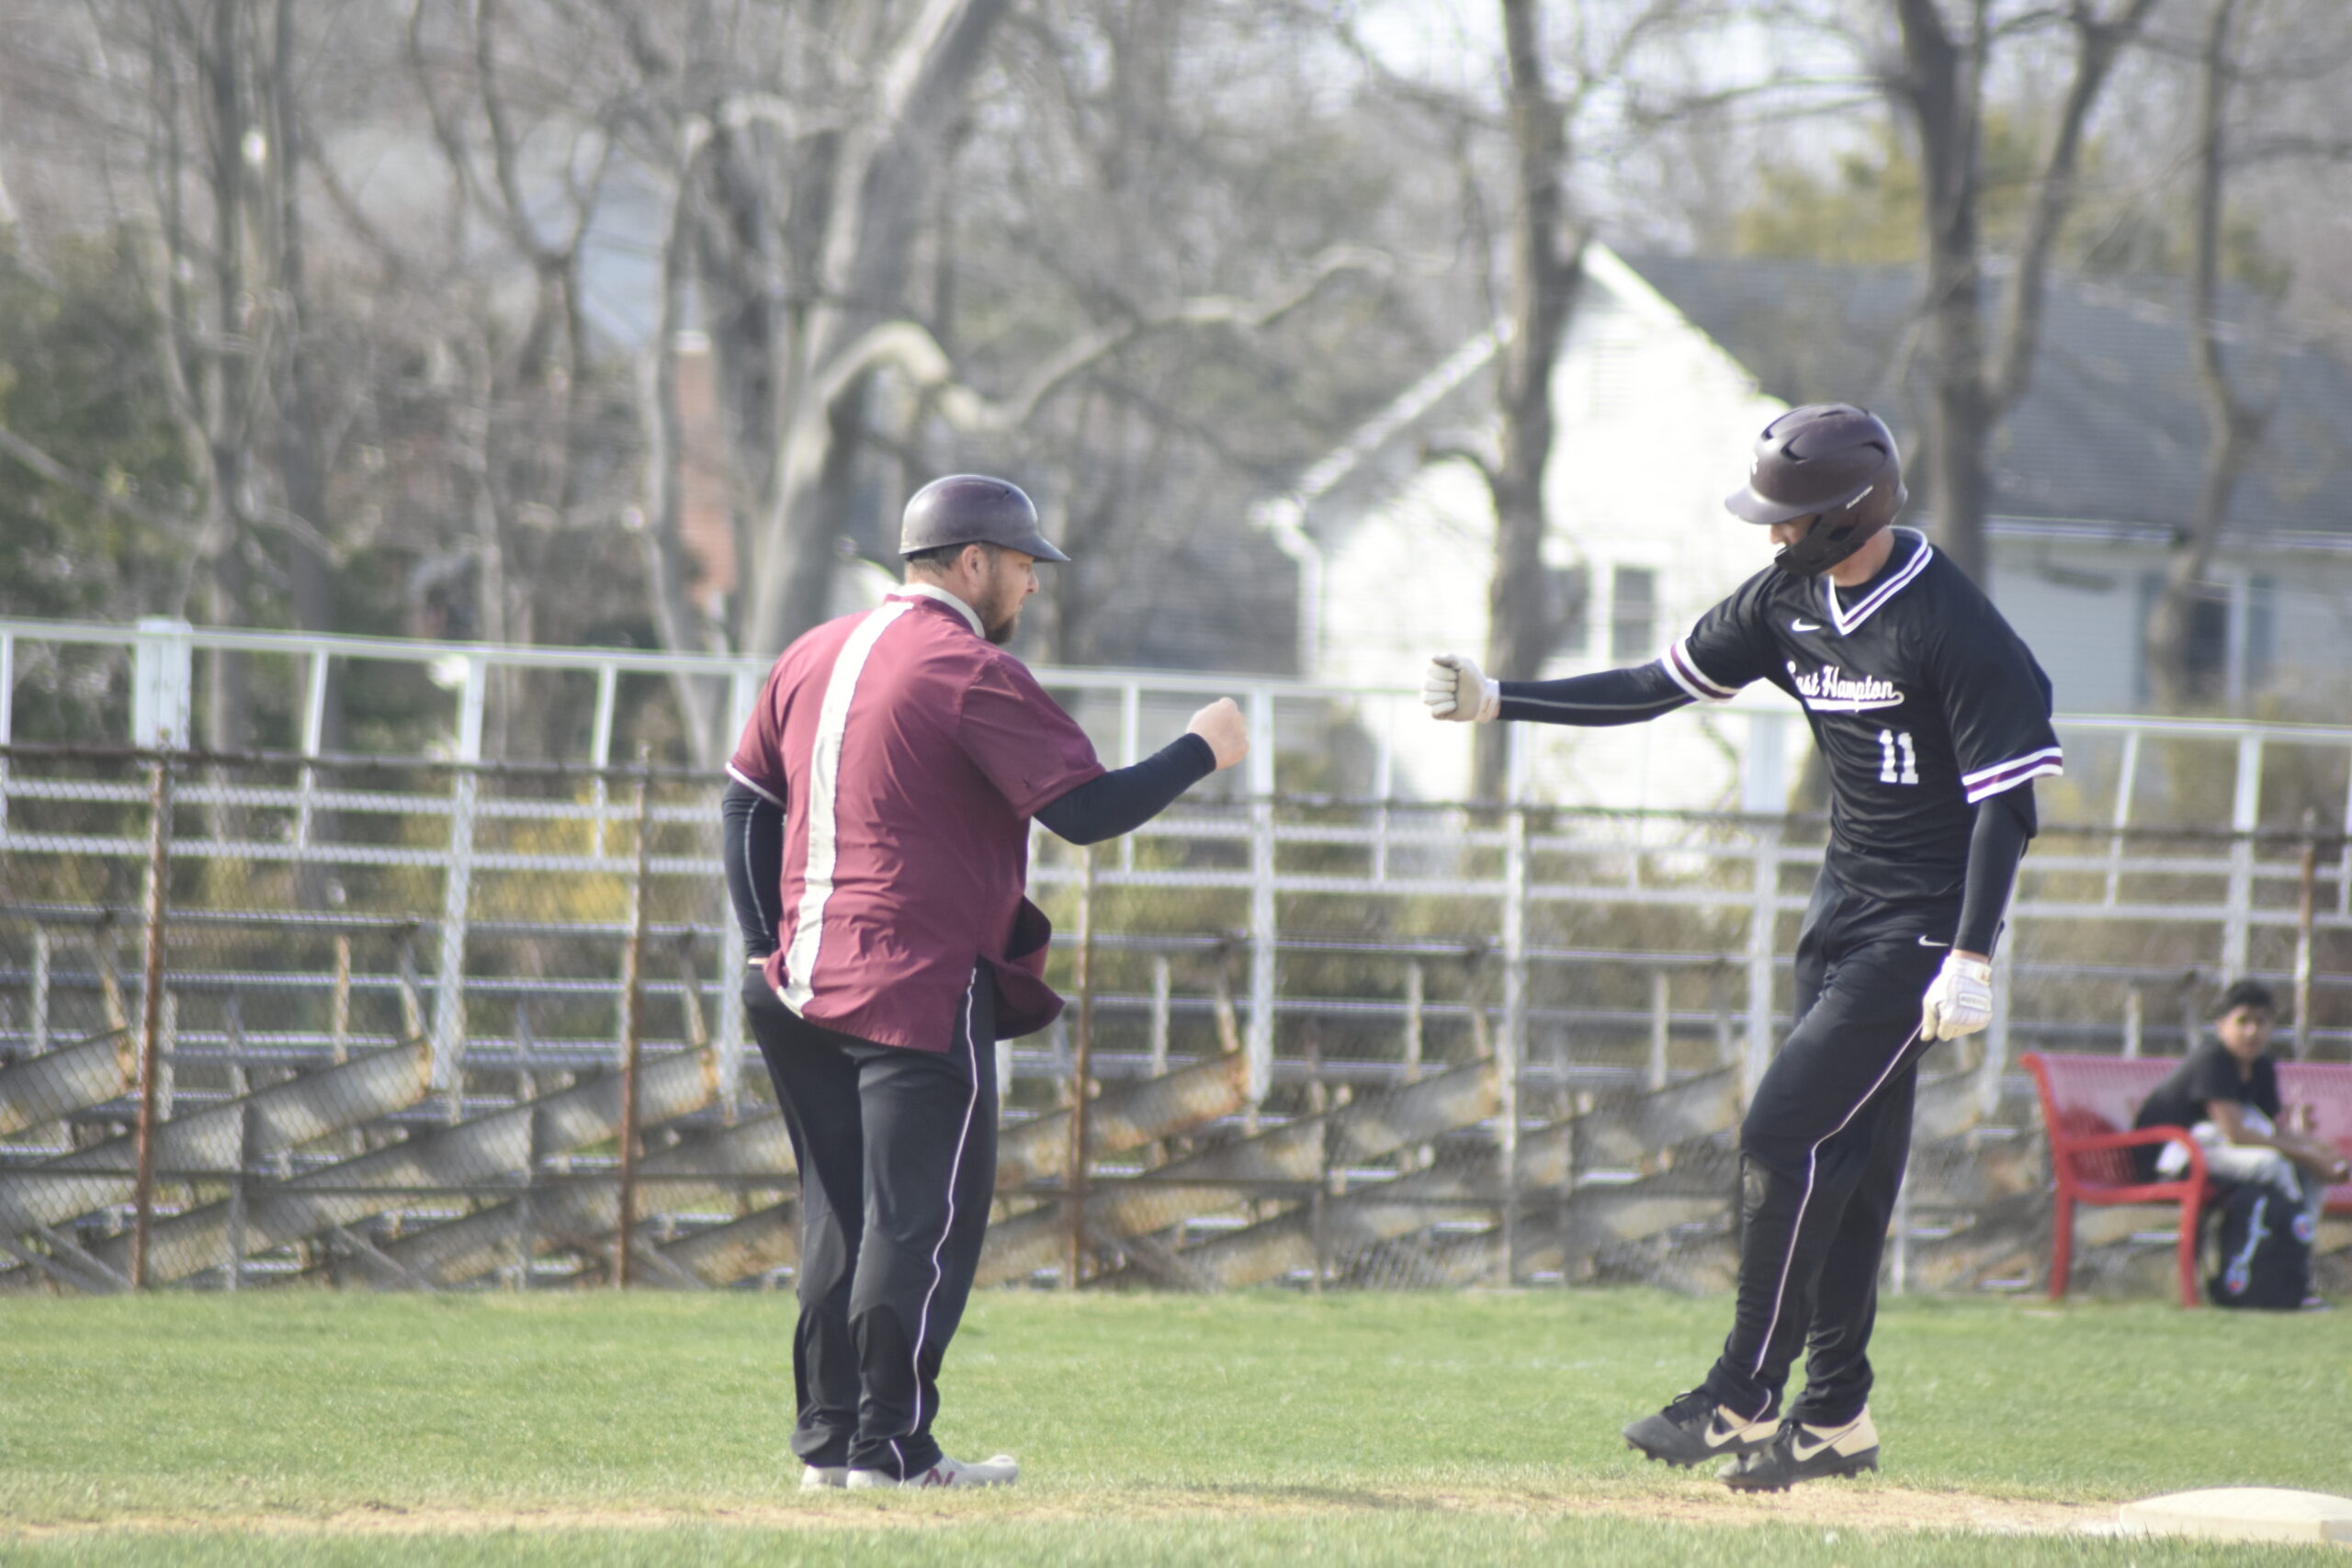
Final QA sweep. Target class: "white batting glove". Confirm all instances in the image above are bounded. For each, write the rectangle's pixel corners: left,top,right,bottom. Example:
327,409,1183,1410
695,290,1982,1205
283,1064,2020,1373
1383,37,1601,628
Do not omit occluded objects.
1919,953,1994,1042
1424,653,1500,723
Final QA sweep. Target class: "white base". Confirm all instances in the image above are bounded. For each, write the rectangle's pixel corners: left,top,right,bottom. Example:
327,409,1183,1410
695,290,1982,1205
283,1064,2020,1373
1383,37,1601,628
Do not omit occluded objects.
2118,1488,2352,1545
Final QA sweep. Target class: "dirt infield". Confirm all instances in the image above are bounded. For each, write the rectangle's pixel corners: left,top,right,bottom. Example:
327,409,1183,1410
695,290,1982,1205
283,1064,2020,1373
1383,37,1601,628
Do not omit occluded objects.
1,1483,2127,1544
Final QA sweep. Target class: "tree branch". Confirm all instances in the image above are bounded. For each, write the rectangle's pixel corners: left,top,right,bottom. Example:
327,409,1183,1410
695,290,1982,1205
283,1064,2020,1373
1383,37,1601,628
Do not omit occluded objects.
1985,0,2165,415
1419,435,1500,496
0,423,187,540
810,247,1390,436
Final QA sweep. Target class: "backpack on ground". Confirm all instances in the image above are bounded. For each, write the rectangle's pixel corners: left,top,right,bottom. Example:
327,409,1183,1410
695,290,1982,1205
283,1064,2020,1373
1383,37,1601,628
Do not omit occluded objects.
2205,1181,2312,1310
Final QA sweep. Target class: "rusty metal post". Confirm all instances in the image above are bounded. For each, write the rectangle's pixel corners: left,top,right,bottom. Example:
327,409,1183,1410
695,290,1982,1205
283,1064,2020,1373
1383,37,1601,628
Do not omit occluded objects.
129,753,174,1291
1066,843,1097,1291
616,754,652,1288
330,933,352,1064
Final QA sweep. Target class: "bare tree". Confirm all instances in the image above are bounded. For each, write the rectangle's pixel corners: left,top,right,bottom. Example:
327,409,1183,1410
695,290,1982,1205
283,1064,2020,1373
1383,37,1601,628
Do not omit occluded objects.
0,3,1408,763
1350,1,1696,799
0,1,416,752
2143,0,2266,707
1462,0,1586,802
966,2,1421,673
625,0,1017,682
570,1,1022,759
603,2,1401,758
400,0,645,751
135,0,332,749
1887,0,2165,585
2135,0,2352,709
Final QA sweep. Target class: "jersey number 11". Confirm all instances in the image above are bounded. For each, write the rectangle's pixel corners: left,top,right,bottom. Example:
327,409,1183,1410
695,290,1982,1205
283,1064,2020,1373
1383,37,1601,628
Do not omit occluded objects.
1878,729,1919,785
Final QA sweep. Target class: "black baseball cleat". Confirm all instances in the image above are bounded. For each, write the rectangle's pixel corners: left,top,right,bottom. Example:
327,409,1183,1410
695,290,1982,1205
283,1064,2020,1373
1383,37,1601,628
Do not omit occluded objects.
1719,1409,1880,1492
1622,1390,1778,1468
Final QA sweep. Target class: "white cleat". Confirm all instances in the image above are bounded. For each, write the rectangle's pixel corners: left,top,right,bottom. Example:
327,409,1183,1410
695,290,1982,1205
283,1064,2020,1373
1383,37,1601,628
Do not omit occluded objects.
799,1464,849,1491
845,1452,1020,1489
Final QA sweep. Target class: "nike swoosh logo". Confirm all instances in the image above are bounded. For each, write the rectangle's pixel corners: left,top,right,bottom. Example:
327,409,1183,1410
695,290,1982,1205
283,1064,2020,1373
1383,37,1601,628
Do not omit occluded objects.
1791,619,1822,632
1791,1432,1838,1461
1917,936,1949,947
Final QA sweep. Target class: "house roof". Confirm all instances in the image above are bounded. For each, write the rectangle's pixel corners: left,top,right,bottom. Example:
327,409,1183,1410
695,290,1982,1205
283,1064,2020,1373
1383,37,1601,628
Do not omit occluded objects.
1620,253,2352,545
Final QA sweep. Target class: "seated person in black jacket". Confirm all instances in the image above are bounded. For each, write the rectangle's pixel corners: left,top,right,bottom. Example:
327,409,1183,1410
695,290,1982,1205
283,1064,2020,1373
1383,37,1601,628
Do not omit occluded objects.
2132,979,2347,1226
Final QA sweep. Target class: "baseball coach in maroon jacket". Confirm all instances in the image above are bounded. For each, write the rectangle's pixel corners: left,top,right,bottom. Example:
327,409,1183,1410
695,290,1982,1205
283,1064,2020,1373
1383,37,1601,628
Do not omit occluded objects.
722,475,1248,1491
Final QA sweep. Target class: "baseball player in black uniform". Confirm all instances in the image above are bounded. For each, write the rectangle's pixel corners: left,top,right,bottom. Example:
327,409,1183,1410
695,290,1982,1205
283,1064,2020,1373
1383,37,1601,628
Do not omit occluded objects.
1425,404,2061,1491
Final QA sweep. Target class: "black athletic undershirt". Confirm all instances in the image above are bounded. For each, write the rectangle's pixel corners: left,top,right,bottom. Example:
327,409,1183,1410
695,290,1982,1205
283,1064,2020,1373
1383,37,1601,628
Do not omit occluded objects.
1035,733,1216,844
1954,784,2033,956
719,735,1216,959
722,779,786,960
1498,662,1695,727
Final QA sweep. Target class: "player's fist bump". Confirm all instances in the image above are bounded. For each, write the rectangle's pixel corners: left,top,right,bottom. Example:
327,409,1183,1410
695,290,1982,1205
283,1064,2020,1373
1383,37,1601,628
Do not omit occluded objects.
1424,653,1499,722
1187,698,1249,770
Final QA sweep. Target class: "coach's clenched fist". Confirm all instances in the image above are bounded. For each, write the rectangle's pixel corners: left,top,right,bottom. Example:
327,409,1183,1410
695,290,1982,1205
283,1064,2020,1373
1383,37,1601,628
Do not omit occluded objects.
1187,698,1250,769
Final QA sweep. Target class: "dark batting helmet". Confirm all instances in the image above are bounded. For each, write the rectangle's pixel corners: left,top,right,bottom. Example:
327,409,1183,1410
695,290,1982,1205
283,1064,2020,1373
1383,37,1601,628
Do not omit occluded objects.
897,474,1069,562
1724,403,1906,578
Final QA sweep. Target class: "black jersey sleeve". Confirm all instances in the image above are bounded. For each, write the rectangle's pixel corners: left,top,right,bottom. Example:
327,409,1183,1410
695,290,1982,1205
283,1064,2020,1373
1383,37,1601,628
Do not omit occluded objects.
1930,599,2064,804
1498,662,1694,727
1661,570,1779,704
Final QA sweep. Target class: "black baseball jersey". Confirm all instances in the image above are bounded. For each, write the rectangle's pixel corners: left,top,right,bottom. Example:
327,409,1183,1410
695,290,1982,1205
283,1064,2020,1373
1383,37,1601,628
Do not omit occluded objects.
1661,529,2061,903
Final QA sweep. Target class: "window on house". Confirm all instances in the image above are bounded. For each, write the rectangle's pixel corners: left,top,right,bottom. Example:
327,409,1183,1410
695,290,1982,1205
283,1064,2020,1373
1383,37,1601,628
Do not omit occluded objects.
1547,566,1589,658
1610,566,1657,662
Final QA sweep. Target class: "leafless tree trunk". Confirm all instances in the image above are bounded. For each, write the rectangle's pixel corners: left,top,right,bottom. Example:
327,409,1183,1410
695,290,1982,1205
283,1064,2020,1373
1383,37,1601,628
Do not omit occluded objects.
100,0,358,756
408,0,615,751
1890,0,2162,585
266,0,340,726
740,0,1012,661
1475,0,1583,803
2145,0,2273,710
589,2,1006,758
602,1,1396,766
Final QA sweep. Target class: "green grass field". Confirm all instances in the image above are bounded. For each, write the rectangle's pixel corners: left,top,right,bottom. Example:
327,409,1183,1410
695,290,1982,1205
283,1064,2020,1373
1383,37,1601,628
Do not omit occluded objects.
0,1290,2345,1565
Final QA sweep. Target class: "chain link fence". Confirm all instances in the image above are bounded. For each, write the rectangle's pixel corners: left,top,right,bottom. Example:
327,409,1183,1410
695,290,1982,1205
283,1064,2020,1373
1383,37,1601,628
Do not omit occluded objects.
1,741,2347,1297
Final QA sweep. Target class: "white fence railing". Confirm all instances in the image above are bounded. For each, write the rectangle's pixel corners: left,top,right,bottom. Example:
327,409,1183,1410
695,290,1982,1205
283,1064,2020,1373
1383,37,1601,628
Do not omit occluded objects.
5,615,2350,1112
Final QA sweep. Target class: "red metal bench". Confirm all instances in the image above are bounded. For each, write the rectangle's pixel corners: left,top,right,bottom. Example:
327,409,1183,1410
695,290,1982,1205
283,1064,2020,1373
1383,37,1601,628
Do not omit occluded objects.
2021,1052,2352,1308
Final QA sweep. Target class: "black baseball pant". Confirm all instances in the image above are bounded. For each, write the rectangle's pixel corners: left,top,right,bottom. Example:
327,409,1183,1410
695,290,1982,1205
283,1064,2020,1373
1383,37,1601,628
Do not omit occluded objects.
1700,870,1952,1427
745,965,998,1478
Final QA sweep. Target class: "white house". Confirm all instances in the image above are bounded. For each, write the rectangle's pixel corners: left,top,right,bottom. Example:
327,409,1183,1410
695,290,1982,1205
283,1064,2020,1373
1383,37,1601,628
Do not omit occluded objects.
1262,245,2352,810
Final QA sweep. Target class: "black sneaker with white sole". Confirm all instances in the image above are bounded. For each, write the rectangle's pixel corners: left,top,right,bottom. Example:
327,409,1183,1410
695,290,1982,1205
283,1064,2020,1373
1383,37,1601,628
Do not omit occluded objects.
1719,1409,1880,1492
1622,1389,1778,1468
